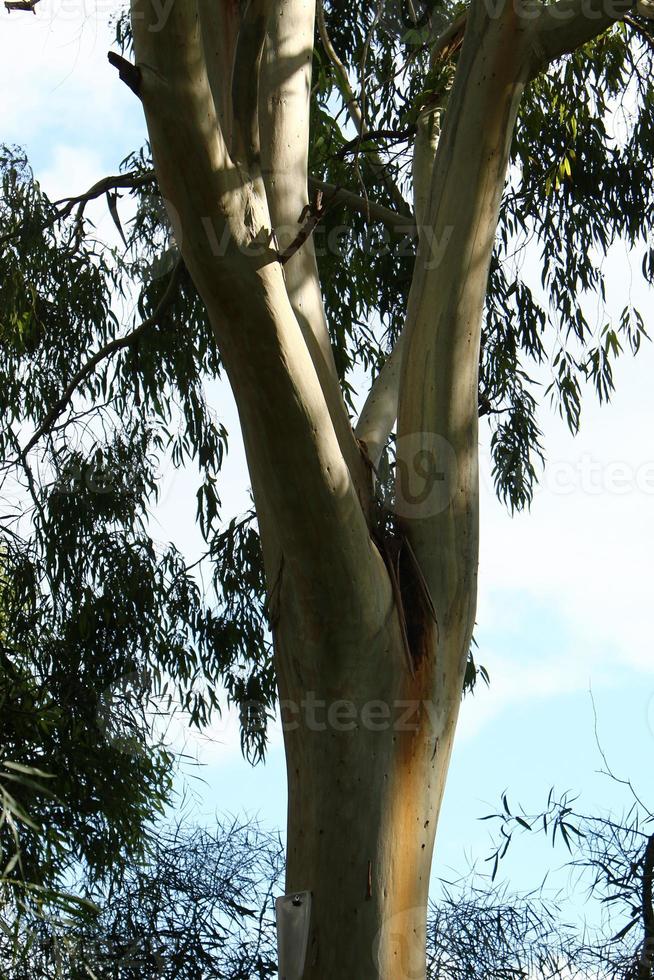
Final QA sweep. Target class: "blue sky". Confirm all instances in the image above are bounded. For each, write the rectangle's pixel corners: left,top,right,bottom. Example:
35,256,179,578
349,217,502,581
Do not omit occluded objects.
2,0,654,924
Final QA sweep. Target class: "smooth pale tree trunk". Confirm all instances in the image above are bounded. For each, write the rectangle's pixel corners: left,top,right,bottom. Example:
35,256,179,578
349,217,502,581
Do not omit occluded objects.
126,0,626,974
277,11,532,973
277,620,459,979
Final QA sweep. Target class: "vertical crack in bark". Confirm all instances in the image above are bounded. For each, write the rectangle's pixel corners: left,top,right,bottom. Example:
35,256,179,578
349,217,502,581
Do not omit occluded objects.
373,510,438,676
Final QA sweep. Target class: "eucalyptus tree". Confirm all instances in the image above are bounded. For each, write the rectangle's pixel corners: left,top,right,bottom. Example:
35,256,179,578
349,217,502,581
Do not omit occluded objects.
2,0,654,976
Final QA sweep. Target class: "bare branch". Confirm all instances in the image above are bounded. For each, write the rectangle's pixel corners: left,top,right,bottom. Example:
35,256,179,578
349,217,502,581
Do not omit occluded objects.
0,170,155,249
337,125,418,160
54,170,154,218
275,188,329,265
316,0,364,132
57,169,154,244
308,178,416,236
355,336,405,470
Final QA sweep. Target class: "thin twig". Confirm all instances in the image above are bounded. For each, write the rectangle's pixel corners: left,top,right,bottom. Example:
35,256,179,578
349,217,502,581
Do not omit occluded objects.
309,177,416,236
625,13,654,53
337,125,418,160
0,170,155,250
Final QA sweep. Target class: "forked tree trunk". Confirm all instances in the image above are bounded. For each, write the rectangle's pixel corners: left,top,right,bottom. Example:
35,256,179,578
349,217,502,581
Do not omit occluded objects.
273,11,531,972
125,0,613,974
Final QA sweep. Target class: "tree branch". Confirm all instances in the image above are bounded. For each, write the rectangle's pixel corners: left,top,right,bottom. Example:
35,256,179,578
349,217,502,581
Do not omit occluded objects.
316,0,364,131
355,336,405,471
397,0,532,696
275,188,329,265
356,12,462,469
107,51,142,98
257,0,371,505
197,0,242,147
54,171,154,218
308,178,416,237
130,0,378,615
4,0,41,11
533,0,636,67
354,31,455,466
0,170,155,249
337,126,418,160
21,261,183,459
625,12,654,51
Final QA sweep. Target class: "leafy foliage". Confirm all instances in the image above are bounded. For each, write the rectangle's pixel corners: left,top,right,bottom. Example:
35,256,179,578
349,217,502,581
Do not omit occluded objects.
0,145,271,915
303,3,654,509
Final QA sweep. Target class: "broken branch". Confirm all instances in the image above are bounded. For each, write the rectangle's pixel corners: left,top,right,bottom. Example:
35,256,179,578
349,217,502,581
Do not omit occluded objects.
107,51,142,98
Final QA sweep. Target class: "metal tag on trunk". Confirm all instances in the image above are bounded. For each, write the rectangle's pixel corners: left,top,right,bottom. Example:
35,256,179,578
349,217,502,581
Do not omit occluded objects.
275,890,311,979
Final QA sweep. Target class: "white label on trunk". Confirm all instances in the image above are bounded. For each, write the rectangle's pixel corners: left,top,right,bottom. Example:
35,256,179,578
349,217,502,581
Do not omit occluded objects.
275,890,312,980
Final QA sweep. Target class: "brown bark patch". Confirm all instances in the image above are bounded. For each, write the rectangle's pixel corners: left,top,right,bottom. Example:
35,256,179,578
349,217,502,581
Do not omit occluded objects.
397,537,437,670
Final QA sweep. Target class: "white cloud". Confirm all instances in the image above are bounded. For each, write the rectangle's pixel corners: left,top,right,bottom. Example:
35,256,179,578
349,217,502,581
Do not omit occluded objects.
478,342,654,675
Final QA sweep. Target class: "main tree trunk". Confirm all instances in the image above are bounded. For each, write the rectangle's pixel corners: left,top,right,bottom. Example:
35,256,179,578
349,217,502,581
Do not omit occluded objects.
276,582,462,979
126,1,543,977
